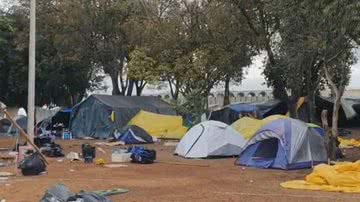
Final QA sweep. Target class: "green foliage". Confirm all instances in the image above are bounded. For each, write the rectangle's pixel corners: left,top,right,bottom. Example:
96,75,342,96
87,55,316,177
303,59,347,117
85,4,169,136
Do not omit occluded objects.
127,48,158,83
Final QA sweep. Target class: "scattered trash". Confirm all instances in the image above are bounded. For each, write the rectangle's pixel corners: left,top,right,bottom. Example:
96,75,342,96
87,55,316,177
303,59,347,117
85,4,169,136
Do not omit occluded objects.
40,184,74,202
18,152,46,176
0,172,15,177
92,188,129,197
97,147,106,154
67,192,111,202
40,184,120,202
81,137,95,140
82,143,96,163
57,159,64,162
163,141,178,147
95,158,106,166
69,169,75,172
129,146,156,164
0,177,8,181
7,151,18,157
40,143,64,157
34,135,54,148
111,149,131,163
66,152,82,161
95,142,125,147
104,164,128,168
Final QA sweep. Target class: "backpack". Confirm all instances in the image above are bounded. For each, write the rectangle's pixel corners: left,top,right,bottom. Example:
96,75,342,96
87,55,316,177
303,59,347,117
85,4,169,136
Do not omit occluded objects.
129,146,156,164
18,152,46,176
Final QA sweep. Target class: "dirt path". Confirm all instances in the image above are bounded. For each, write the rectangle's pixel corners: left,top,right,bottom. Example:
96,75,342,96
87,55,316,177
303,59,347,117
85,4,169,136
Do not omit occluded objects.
0,137,359,202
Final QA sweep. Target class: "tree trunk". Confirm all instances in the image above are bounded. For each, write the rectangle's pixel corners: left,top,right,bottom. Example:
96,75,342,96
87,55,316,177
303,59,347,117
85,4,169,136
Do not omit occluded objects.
332,90,342,139
307,91,316,123
321,110,336,162
223,76,231,106
135,80,146,96
127,80,134,96
110,71,121,95
288,95,299,119
168,80,179,101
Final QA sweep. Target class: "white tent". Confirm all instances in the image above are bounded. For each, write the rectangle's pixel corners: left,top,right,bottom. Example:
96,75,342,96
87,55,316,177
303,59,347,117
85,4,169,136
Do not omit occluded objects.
175,121,246,158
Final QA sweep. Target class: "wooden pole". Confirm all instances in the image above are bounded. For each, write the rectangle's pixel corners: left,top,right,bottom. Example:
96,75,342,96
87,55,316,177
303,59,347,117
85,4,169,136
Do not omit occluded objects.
0,108,49,165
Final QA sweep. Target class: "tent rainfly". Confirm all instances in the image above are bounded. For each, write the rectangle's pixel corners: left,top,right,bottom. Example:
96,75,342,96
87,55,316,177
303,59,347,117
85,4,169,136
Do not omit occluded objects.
236,118,327,170
70,94,176,139
127,110,188,139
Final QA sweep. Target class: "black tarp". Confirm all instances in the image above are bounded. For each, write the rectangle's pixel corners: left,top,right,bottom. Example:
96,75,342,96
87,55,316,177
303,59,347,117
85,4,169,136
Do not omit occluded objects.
314,96,360,128
70,94,176,139
209,100,288,124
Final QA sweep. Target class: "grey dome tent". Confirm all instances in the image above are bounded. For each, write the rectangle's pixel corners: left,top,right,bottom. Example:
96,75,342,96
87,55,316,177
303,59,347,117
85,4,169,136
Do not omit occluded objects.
236,118,327,170
70,94,176,139
175,121,246,158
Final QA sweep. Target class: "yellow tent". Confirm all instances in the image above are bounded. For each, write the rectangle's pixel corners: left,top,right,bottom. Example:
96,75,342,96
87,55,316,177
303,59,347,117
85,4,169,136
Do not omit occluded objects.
281,161,360,193
231,115,287,140
127,110,188,139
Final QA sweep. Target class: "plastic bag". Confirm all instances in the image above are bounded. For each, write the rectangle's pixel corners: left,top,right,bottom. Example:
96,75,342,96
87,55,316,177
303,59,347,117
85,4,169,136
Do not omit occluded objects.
18,152,46,176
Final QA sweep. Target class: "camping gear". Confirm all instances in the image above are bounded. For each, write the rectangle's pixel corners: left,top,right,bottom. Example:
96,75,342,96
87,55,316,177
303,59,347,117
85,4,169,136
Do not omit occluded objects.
82,144,96,163
175,121,246,158
0,108,49,164
236,118,327,169
40,143,64,158
52,108,72,129
231,115,287,140
70,94,176,139
112,149,132,163
209,99,288,124
40,184,116,202
62,130,73,140
66,152,82,161
129,146,156,164
18,152,46,176
34,135,54,148
127,110,188,139
281,161,360,193
114,125,153,144
40,184,73,202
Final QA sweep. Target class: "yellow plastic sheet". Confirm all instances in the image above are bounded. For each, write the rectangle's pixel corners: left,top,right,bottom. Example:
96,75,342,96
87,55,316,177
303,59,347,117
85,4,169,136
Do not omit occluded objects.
338,137,360,149
281,161,360,193
127,110,188,139
231,115,287,140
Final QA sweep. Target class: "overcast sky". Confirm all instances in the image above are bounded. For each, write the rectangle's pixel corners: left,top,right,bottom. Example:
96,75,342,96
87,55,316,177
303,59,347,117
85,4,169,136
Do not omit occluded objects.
239,49,360,91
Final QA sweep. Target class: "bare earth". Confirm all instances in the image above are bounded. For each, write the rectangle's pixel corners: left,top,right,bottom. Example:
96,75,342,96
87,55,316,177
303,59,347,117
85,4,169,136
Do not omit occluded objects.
0,131,360,202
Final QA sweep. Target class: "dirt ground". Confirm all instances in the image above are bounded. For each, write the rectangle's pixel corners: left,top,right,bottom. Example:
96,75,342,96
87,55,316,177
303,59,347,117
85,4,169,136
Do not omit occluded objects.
0,130,360,202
